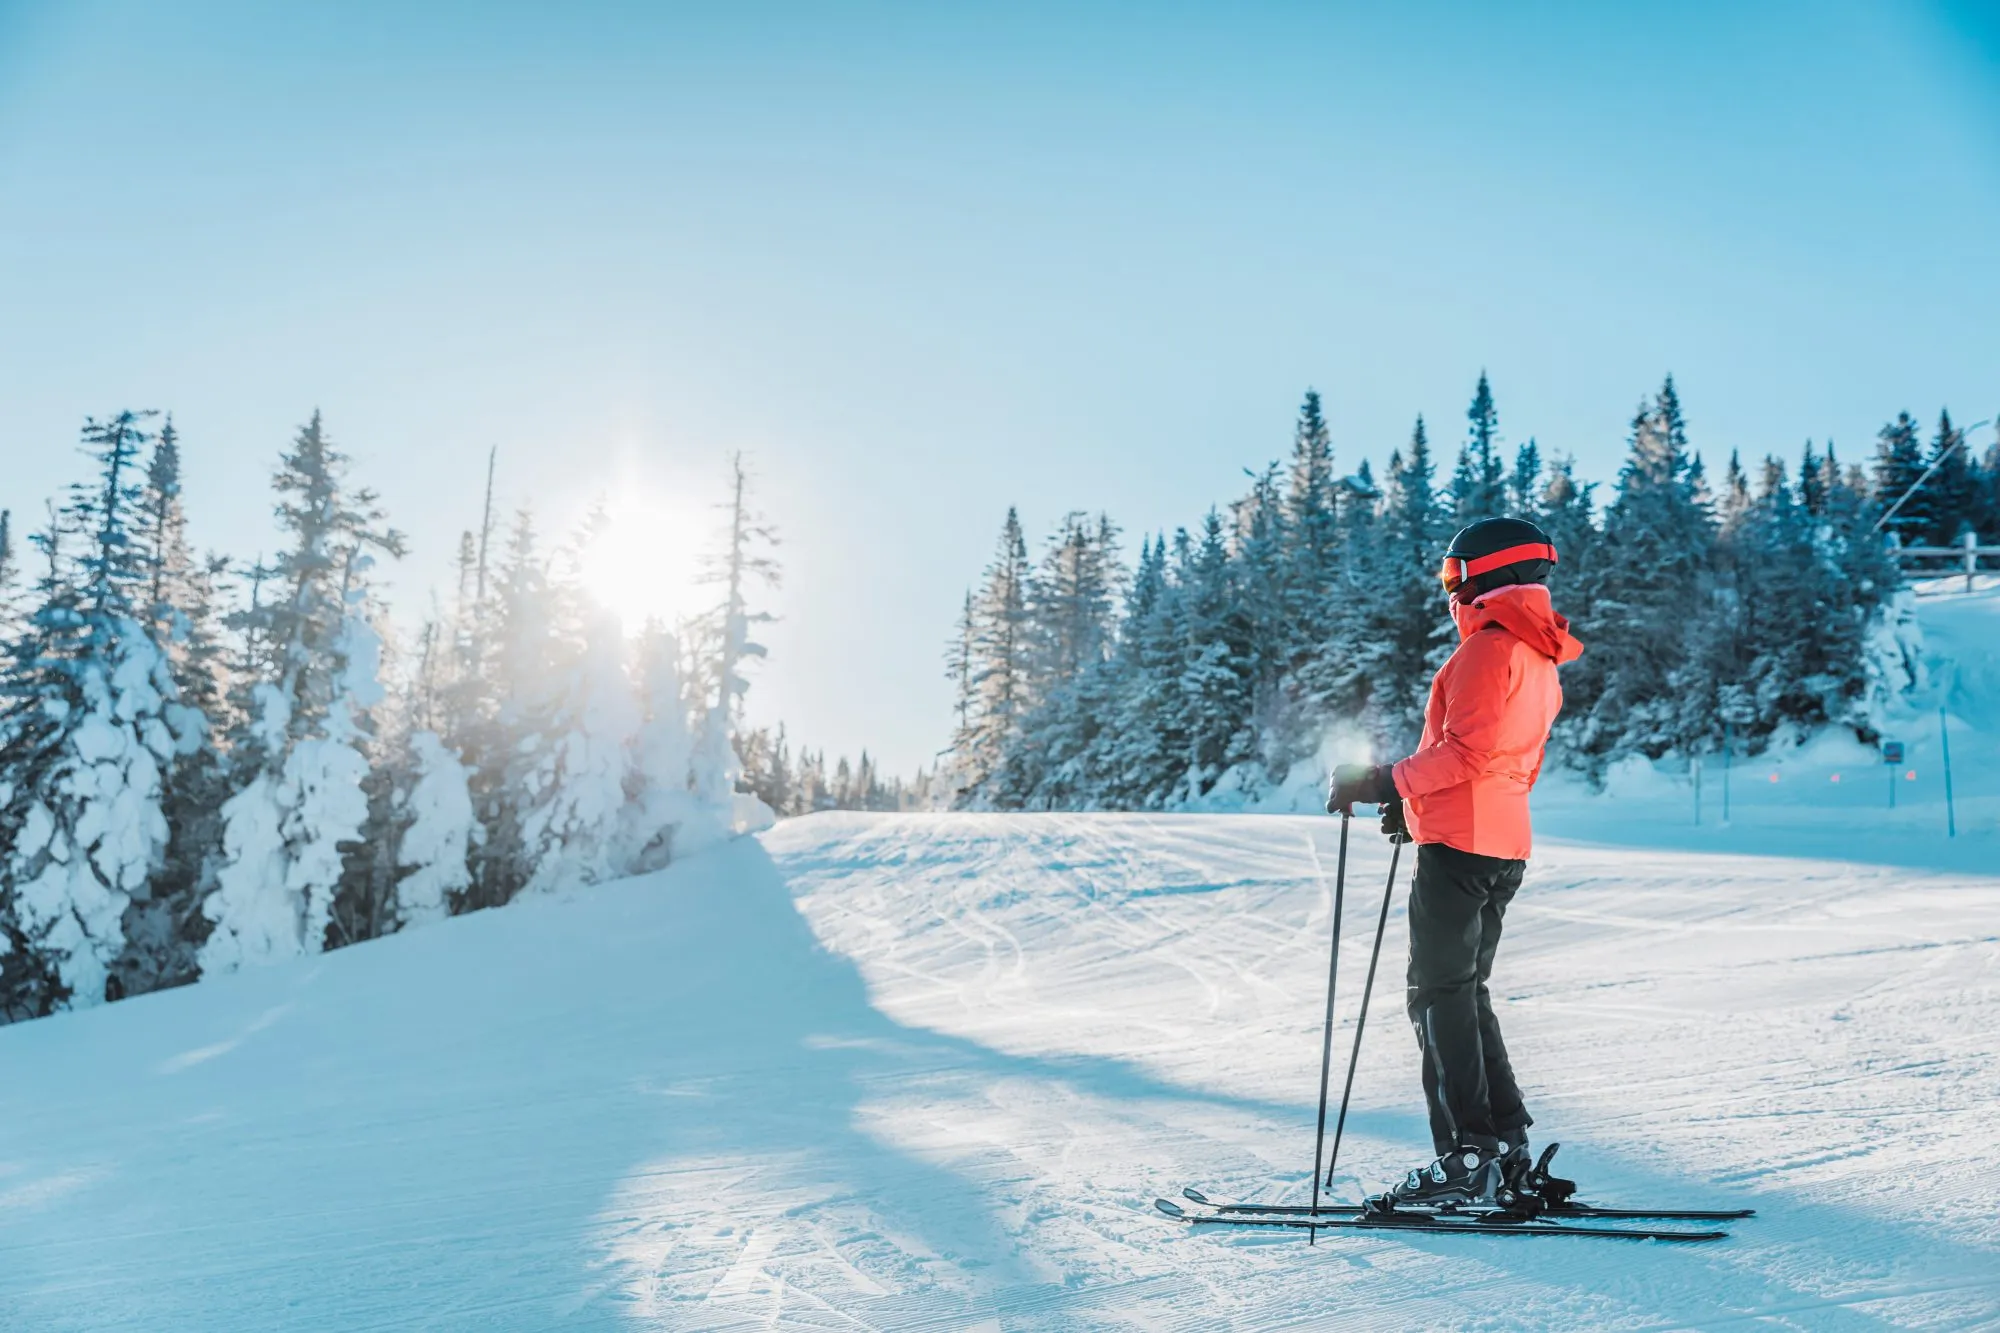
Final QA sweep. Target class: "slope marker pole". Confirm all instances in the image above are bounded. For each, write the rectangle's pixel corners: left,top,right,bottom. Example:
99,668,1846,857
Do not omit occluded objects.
1307,813,1350,1244
1940,705,1956,838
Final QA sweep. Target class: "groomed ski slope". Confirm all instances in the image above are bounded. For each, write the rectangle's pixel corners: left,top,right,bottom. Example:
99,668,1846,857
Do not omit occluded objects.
2,813,1998,1330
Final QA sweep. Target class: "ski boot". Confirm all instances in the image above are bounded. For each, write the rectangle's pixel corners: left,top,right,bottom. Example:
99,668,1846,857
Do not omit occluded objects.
1364,1143,1503,1216
1494,1141,1578,1216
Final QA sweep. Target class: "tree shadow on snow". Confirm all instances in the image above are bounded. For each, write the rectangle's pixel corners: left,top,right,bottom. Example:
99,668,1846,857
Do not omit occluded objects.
562,838,2000,1330
0,836,1993,1330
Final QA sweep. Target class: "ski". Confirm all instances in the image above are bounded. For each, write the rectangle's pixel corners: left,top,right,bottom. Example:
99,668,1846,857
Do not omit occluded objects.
1155,1197,1727,1242
1180,1186,1753,1223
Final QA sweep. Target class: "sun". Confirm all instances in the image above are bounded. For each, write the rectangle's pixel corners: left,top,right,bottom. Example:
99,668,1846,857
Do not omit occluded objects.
578,494,708,630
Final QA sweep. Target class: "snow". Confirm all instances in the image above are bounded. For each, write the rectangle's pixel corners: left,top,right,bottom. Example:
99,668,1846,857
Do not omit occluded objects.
395,730,474,928
2,803,1997,1329
196,771,295,972
199,611,384,969
1,623,176,1006
522,609,645,895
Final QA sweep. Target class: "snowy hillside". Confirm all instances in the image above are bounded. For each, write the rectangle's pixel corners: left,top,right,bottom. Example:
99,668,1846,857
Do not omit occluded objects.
2,811,1997,1329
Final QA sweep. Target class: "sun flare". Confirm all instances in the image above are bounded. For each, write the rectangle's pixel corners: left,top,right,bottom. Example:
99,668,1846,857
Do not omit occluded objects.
579,495,707,630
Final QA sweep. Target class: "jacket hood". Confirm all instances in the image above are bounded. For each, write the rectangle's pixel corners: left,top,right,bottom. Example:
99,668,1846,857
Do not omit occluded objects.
1452,582,1584,664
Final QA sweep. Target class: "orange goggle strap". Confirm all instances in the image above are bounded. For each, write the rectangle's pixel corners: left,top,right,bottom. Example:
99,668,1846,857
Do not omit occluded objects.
1439,541,1558,589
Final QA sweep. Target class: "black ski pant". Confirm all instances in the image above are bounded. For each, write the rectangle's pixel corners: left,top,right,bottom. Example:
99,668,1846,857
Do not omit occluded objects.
1405,841,1532,1158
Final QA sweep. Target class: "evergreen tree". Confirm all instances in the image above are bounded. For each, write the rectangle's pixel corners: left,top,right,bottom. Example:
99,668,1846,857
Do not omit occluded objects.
1282,390,1333,650
1920,410,1972,545
120,417,231,995
1974,432,2000,540
1451,372,1507,521
1536,454,1601,631
0,413,188,1015
624,620,706,866
1028,511,1123,687
955,508,1032,803
1705,450,1893,747
1799,441,1826,516
1098,533,1187,807
0,509,20,631
1175,511,1256,797
1569,378,1717,764
1228,466,1296,771
1508,439,1543,519
1002,511,1124,807
520,606,641,894
945,590,975,742
1364,417,1448,748
199,412,404,972
692,452,778,815
935,378,1925,808
393,730,474,929
735,721,793,819
1871,411,1927,542
464,509,556,910
1718,450,1752,534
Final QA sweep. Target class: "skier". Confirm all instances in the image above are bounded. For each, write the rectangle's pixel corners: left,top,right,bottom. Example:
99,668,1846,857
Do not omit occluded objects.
1326,516,1583,1210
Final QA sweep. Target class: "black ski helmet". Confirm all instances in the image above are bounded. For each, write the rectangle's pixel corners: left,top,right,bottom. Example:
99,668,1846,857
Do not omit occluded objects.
1439,517,1557,600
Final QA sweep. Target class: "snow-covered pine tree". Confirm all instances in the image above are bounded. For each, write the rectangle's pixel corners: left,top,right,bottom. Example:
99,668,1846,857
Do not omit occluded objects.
1226,466,1294,777
1000,511,1125,806
0,509,20,632
1974,429,2000,540
116,416,236,995
1095,532,1189,807
1362,417,1449,750
0,412,189,1016
734,721,794,820
437,452,502,771
1535,453,1601,656
1507,439,1543,519
1175,511,1256,800
1870,412,1927,543
1919,410,1972,545
624,620,708,868
1703,451,1893,746
1299,453,1387,745
391,730,473,928
690,453,779,827
936,590,978,800
1569,377,1718,766
198,412,404,973
954,507,1032,804
463,508,557,910
1718,450,1753,533
1798,441,1827,517
510,509,645,896
794,747,829,812
1027,512,1123,688
1281,390,1333,656
1451,372,1508,522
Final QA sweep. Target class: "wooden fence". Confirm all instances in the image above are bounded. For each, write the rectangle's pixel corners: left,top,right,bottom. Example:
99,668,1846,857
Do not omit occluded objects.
1893,530,2000,591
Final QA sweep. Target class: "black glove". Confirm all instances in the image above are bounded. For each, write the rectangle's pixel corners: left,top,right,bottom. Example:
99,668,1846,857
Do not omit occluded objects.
1326,763,1399,815
1379,796,1411,844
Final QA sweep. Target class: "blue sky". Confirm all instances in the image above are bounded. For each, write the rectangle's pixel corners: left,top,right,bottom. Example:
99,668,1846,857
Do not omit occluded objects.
1,1,1996,774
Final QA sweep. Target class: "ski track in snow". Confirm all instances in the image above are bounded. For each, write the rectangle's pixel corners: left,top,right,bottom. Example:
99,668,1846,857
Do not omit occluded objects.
1,813,1997,1330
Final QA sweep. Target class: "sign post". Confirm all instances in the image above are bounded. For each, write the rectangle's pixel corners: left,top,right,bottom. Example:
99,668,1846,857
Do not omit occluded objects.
1882,739,1904,811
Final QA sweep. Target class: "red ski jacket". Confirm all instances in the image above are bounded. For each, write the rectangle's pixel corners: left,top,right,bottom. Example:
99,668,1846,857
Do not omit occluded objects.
1391,583,1584,861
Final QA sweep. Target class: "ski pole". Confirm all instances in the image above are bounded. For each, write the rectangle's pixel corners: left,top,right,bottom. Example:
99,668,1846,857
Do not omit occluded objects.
1306,812,1350,1243
1324,835,1404,1192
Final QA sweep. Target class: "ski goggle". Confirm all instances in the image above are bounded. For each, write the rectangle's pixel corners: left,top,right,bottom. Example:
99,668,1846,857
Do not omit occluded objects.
1438,541,1558,594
